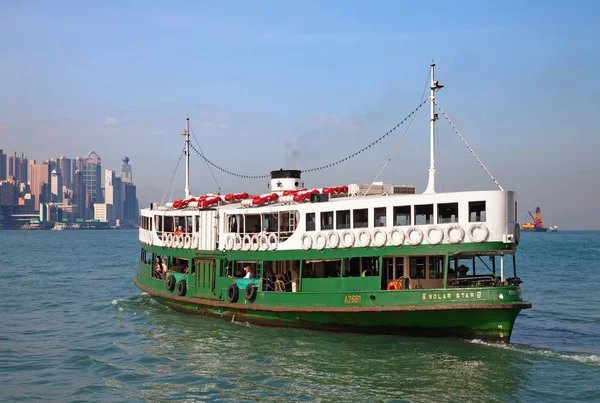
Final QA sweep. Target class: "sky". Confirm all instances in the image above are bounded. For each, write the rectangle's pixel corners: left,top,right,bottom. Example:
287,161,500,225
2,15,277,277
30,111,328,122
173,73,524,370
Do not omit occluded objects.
1,1,599,229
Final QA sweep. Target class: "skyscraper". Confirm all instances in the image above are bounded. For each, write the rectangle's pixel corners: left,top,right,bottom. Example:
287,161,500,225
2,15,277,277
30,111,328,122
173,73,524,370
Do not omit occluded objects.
120,156,133,183
73,170,85,219
29,160,50,211
104,169,122,221
58,156,72,190
0,149,6,181
8,152,28,183
50,169,63,203
83,150,102,219
122,182,138,224
73,156,83,178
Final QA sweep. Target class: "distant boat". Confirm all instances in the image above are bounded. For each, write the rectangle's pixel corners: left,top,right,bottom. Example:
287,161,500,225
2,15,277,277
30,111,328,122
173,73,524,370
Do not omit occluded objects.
521,207,548,232
549,225,558,232
52,222,68,231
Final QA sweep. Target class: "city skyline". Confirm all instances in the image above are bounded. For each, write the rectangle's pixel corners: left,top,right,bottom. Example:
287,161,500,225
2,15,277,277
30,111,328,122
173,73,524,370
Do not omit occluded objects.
1,2,599,229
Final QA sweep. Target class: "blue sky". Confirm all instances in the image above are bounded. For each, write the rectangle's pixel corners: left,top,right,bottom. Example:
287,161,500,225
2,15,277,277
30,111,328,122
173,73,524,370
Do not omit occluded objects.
1,1,599,228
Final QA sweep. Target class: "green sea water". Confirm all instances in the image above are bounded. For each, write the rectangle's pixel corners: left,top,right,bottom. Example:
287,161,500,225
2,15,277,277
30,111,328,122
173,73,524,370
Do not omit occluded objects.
0,230,598,402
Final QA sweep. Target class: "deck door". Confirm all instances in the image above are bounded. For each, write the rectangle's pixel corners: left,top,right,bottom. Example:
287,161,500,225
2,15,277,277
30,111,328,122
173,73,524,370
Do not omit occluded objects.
195,259,216,295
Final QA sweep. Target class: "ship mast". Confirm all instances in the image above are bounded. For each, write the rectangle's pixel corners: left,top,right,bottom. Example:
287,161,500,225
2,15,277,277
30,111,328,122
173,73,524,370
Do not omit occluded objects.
424,63,443,194
183,117,191,199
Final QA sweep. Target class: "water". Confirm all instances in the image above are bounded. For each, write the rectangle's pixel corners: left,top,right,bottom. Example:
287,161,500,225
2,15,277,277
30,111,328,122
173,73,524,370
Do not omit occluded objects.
0,230,599,402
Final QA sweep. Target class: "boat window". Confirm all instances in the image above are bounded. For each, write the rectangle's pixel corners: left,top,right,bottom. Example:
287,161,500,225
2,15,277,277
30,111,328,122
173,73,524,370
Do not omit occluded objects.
264,212,279,232
395,257,405,279
306,213,316,231
321,211,333,230
336,210,350,229
393,206,411,226
438,203,458,224
361,257,379,276
226,214,240,233
302,259,340,279
414,204,433,225
428,256,444,279
140,248,148,263
409,257,426,279
164,216,174,232
155,216,163,236
278,211,298,240
374,207,386,227
353,209,368,228
469,201,486,222
265,260,300,291
344,257,361,277
244,214,262,233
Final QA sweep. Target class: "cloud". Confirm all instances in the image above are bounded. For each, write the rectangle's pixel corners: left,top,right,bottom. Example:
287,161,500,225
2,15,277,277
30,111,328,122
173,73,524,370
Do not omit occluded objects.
104,117,119,125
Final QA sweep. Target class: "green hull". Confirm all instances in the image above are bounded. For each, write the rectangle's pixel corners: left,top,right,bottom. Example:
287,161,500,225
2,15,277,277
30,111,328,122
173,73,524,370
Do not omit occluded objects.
134,240,530,343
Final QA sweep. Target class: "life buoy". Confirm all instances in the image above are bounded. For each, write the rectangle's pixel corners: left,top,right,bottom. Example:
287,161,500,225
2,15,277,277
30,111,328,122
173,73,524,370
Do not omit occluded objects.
234,234,243,251
372,228,387,247
426,226,444,245
358,230,371,248
389,228,405,247
244,285,257,301
446,224,465,244
301,233,313,250
166,275,176,291
242,234,252,251
183,234,192,248
177,234,185,248
268,233,278,250
341,230,355,248
192,234,199,249
165,233,173,248
250,234,260,251
328,231,340,249
227,284,239,303
315,233,327,250
148,232,154,246
387,281,402,291
468,223,489,243
177,279,187,296
259,234,269,251
406,227,424,246
225,234,235,251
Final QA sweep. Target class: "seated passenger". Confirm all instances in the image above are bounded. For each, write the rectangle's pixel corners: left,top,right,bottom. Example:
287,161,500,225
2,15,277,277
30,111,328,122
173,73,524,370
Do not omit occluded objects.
155,256,164,279
243,266,255,279
267,270,276,291
258,226,268,237
174,225,184,235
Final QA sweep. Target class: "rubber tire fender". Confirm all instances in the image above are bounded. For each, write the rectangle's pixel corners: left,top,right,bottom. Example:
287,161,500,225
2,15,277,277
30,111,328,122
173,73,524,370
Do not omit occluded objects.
245,285,257,302
166,275,176,291
177,279,187,297
227,283,239,303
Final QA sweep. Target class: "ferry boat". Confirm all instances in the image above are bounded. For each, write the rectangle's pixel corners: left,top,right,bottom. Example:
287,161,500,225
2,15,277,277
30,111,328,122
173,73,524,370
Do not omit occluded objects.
134,64,531,343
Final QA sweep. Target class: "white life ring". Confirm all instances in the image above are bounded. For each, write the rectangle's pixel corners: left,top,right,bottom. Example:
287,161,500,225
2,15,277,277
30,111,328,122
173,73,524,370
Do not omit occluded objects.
250,234,260,251
178,234,185,248
268,233,278,250
301,233,313,250
468,223,489,243
426,226,444,245
446,224,465,244
358,229,371,248
388,227,405,246
225,234,235,251
341,230,355,248
328,231,340,249
191,233,199,249
149,232,154,246
406,227,424,246
242,234,252,251
259,234,269,251
141,230,147,244
372,228,387,247
183,234,192,248
234,234,243,250
165,233,173,248
315,233,327,250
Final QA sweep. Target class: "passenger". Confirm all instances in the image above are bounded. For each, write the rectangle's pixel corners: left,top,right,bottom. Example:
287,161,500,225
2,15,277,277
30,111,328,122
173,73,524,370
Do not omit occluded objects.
155,256,163,279
258,226,268,237
244,266,254,279
267,270,276,291
186,225,192,233
174,225,184,235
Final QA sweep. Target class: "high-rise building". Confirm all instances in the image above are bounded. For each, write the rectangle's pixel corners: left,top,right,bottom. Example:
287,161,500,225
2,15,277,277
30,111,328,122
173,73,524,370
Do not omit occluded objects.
104,169,123,221
50,169,63,203
120,157,133,183
73,170,85,220
122,182,138,223
83,150,102,219
73,156,83,179
8,152,28,183
29,161,50,211
0,149,6,181
58,156,72,190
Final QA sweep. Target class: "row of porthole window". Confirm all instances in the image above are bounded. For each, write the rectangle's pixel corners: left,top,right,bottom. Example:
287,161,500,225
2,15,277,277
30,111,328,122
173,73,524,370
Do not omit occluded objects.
306,201,486,231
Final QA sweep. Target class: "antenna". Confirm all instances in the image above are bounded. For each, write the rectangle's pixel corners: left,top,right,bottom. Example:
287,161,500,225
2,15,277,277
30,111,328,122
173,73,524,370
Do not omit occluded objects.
183,117,190,199
424,62,443,194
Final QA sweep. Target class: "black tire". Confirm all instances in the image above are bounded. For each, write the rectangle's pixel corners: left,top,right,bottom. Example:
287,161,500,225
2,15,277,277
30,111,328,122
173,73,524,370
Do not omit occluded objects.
166,275,176,291
245,285,257,302
227,284,239,303
177,279,187,297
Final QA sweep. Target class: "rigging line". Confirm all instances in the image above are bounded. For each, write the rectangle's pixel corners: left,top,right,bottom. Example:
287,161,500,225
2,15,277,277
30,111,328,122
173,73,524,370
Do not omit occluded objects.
301,99,430,174
420,68,431,103
434,100,504,191
362,99,427,196
189,123,222,193
190,143,270,179
159,145,186,207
